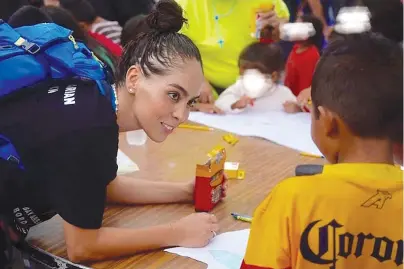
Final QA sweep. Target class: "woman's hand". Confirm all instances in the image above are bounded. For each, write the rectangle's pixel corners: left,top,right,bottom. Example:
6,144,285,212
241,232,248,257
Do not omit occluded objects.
187,175,228,203
171,213,219,247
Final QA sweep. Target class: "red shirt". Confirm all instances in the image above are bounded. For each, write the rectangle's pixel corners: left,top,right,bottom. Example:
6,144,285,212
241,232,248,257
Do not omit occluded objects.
88,31,123,57
284,44,320,96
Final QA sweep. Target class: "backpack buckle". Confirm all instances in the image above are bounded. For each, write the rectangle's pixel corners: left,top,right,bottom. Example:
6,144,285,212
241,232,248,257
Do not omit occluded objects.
20,40,40,54
14,38,40,54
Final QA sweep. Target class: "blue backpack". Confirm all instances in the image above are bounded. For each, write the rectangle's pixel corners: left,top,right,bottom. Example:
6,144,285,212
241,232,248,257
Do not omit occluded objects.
0,20,116,170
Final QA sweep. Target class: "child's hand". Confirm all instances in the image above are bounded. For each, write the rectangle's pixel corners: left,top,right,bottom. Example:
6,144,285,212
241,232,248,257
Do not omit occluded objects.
192,103,224,114
297,87,311,105
231,95,255,110
283,101,302,113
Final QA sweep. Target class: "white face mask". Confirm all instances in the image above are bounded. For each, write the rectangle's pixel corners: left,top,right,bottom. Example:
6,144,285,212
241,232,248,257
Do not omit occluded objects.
241,69,276,98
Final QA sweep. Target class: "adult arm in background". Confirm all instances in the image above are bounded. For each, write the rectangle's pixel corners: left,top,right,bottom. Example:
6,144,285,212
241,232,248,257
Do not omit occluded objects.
306,0,331,37
42,127,219,263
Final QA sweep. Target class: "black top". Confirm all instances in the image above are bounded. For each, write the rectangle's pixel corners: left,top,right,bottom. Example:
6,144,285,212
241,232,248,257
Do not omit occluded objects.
0,78,118,236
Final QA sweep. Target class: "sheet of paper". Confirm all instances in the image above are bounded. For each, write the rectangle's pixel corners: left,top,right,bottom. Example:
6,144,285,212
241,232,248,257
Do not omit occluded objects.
188,111,322,156
165,229,250,269
116,149,139,174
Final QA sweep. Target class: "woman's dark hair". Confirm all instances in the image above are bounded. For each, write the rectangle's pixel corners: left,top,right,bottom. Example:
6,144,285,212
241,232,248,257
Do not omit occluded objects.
238,42,284,75
116,0,202,86
300,14,324,52
41,6,118,73
121,14,150,48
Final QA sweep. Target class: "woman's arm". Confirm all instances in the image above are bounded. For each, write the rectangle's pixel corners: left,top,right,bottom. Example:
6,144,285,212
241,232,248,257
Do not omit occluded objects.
63,212,219,263
106,175,194,205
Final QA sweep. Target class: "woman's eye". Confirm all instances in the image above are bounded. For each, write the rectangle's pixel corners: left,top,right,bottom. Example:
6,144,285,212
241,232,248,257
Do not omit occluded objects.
168,92,180,102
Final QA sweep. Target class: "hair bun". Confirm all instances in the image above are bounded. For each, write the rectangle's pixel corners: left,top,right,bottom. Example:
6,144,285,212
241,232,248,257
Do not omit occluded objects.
146,0,187,33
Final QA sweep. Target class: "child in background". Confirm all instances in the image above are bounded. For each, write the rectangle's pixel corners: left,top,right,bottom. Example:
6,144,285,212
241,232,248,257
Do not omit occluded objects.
284,15,323,98
259,25,278,44
215,42,296,113
241,33,403,269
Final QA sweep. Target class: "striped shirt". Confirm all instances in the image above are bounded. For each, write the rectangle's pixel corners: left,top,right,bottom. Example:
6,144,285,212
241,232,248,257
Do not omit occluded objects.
91,20,122,45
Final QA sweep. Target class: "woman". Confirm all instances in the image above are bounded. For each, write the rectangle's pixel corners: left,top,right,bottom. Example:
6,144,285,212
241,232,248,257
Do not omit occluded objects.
0,0,222,264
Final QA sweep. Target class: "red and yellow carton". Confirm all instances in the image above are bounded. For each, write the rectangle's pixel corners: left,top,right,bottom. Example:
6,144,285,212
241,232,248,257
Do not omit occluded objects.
194,146,227,212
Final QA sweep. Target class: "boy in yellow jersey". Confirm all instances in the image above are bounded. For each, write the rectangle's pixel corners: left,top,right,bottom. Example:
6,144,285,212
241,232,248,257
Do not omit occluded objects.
241,33,403,269
175,0,290,99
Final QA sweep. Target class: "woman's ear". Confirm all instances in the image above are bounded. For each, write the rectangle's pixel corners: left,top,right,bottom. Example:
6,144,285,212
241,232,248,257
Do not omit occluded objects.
125,65,142,95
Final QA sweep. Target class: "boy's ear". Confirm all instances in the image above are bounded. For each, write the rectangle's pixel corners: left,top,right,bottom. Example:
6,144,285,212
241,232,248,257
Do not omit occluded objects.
317,106,339,139
271,71,279,82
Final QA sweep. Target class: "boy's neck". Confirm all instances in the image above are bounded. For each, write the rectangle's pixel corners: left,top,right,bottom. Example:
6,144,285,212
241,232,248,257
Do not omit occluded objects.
337,137,394,165
296,43,311,54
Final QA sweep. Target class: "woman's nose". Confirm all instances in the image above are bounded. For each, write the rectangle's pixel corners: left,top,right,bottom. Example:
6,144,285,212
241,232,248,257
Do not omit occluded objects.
172,104,189,123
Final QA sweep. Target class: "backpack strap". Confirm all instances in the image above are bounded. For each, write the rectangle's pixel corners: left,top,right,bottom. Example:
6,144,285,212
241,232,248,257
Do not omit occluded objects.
0,20,40,55
0,135,24,170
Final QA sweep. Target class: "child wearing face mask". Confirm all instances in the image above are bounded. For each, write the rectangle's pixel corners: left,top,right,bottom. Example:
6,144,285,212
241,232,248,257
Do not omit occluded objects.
215,42,296,113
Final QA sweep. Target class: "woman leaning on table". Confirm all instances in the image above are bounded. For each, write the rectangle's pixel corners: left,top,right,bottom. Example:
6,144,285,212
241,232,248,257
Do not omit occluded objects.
0,0,224,264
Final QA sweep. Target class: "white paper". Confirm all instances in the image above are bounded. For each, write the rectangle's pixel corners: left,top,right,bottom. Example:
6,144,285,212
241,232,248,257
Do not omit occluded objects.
188,111,322,156
165,229,250,269
117,149,139,174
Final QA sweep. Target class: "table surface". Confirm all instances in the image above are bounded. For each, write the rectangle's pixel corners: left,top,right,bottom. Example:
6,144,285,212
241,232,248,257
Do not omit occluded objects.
27,126,324,269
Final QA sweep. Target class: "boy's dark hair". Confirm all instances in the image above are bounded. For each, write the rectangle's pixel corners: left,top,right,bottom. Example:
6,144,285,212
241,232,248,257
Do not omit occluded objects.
362,0,403,43
59,0,97,24
8,5,52,27
312,33,403,143
121,14,150,47
300,14,324,52
238,42,284,75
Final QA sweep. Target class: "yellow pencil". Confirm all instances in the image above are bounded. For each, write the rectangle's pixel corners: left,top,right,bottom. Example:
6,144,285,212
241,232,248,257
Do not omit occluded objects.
178,124,213,131
300,152,324,158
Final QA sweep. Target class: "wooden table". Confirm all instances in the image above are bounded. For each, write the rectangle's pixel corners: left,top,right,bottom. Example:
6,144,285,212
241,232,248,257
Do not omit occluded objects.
27,127,324,269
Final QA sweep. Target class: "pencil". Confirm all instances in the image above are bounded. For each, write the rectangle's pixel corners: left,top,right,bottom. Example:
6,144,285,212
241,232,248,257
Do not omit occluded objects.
178,124,213,131
300,152,324,158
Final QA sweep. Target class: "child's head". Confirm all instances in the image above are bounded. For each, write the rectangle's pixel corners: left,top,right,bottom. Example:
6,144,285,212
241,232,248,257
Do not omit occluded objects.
311,33,403,164
121,14,150,47
297,15,324,52
238,42,284,82
59,0,97,31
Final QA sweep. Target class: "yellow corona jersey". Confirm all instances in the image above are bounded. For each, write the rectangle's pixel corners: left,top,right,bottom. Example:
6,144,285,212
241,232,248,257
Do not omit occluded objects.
176,0,290,89
242,163,403,269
